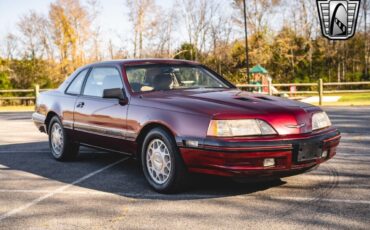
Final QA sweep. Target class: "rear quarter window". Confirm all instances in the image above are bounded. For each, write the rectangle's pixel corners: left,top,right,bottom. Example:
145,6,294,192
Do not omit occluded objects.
66,69,89,95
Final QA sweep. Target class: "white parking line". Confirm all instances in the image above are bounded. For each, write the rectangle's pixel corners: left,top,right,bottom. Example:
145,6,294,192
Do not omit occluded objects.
0,157,129,221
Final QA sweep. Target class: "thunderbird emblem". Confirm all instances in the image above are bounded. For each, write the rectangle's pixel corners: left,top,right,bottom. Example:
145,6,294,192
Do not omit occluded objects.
286,123,306,129
317,0,361,40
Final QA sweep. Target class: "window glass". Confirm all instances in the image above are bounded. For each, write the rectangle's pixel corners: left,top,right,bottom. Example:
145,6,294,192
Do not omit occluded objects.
83,67,123,97
126,65,229,92
66,69,88,95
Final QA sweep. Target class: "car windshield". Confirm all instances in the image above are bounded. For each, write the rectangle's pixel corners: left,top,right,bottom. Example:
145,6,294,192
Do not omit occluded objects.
126,65,230,92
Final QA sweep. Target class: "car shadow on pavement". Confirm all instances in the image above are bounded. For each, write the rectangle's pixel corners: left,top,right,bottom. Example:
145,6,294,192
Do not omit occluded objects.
0,141,285,200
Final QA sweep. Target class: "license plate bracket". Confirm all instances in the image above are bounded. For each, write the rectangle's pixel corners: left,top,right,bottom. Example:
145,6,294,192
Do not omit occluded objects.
297,142,323,162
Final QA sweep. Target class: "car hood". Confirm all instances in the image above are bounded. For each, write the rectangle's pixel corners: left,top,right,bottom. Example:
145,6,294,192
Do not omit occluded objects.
135,89,322,134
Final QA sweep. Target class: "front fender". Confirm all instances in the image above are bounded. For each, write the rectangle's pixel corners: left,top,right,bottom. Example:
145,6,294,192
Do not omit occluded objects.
127,104,211,143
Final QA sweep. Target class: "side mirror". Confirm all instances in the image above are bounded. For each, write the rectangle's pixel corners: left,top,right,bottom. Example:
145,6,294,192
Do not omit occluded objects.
103,88,128,105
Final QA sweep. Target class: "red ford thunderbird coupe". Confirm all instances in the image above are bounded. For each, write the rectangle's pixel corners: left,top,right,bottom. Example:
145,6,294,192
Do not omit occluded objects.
32,59,341,193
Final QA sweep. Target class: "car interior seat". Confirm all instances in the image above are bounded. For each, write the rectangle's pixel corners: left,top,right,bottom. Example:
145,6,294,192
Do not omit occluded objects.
152,73,173,91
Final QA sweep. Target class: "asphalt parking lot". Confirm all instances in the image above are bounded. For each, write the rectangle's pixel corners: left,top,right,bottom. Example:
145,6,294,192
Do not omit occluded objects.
0,107,369,229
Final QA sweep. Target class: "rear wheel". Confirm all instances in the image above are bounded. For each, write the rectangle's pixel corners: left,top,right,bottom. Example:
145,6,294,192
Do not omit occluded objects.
141,128,189,193
48,116,79,161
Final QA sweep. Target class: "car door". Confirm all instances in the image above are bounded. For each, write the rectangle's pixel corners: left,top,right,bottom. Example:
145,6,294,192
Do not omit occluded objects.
62,68,90,137
73,66,130,152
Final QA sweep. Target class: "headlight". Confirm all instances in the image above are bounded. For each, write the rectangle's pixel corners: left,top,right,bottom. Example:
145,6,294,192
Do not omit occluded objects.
207,119,277,137
312,112,331,131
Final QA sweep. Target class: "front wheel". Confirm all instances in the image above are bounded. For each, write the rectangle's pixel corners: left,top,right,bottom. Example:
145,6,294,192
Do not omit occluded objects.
48,116,79,161
141,128,189,193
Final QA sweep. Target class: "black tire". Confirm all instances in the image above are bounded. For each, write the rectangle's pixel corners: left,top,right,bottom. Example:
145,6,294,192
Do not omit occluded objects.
141,128,189,193
48,116,79,161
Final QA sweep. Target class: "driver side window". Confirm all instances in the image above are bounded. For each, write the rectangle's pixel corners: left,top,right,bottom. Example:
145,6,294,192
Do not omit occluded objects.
83,67,123,97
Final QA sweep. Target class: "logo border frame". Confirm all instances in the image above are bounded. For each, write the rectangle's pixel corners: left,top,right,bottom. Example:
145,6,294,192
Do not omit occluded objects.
316,0,361,40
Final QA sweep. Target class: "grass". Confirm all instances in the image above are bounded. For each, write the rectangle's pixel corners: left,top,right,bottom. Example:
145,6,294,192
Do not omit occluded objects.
314,101,370,106
338,92,370,102
0,105,35,112
309,92,370,106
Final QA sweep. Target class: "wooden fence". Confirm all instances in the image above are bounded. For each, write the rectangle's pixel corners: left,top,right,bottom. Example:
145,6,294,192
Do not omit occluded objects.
1,79,370,106
237,79,370,105
0,86,49,105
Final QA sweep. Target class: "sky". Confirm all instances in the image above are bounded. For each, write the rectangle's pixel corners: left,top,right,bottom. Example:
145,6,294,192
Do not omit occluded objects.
0,0,296,57
0,0,178,52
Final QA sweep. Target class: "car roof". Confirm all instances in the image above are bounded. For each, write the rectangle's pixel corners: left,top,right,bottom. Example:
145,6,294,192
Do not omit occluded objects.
85,58,201,67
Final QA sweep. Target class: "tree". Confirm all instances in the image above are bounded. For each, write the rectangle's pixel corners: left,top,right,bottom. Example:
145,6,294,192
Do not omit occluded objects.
126,0,159,58
87,0,102,61
207,13,234,75
18,11,52,59
248,30,272,67
270,27,309,82
180,0,220,60
0,62,12,89
8,59,54,89
49,0,91,76
149,7,177,57
363,0,369,78
1,0,370,93
173,43,198,60
232,0,282,34
4,34,18,60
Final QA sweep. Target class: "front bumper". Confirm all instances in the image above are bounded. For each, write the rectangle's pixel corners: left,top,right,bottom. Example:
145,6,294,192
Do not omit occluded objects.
178,128,341,179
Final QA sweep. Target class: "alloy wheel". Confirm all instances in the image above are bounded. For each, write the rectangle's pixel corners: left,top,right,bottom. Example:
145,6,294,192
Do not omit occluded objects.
50,122,64,157
146,139,172,184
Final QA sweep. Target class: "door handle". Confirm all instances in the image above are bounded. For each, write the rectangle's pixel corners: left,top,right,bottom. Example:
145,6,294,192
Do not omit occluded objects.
76,102,85,108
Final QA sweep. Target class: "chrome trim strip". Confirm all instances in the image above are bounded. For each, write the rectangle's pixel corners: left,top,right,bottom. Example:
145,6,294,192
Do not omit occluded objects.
62,120,74,129
125,130,138,140
73,121,137,140
285,123,306,129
